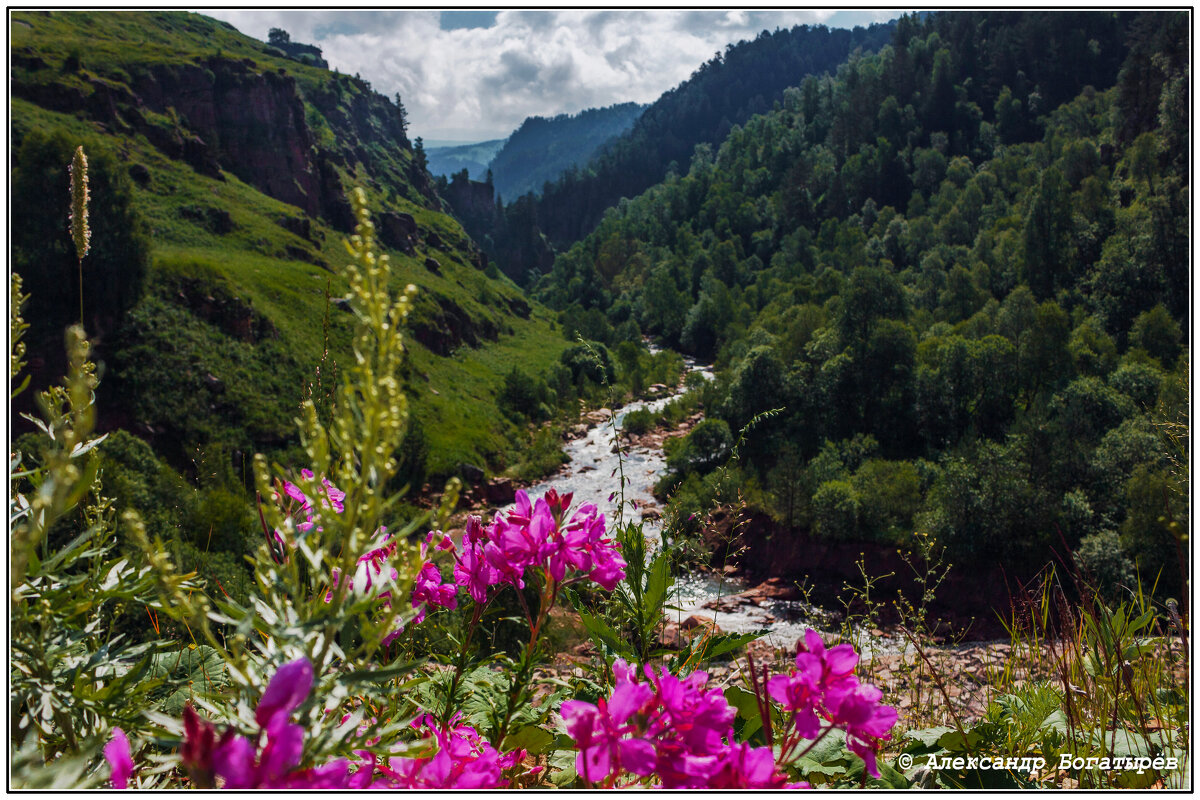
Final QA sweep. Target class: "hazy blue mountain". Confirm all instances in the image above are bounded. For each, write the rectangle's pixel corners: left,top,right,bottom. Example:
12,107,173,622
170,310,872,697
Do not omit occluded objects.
425,138,507,180
488,102,645,200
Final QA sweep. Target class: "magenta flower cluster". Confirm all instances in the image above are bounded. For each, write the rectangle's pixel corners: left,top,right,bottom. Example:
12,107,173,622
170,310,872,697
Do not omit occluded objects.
324,530,458,646
277,474,625,644
561,659,804,789
767,629,899,778
276,469,345,541
368,713,530,789
561,629,897,788
107,658,357,789
453,488,627,600
105,659,524,790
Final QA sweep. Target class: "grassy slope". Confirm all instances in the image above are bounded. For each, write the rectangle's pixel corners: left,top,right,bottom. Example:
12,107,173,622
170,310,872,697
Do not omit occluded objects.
11,11,567,480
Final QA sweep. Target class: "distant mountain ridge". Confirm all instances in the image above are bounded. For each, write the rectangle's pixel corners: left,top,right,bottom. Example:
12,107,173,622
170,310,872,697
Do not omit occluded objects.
487,102,645,200
441,21,897,283
425,138,507,181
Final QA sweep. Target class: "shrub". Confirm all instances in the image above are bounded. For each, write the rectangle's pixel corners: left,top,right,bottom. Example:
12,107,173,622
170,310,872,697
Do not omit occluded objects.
621,407,655,435
666,418,733,476
812,479,861,540
1073,530,1135,598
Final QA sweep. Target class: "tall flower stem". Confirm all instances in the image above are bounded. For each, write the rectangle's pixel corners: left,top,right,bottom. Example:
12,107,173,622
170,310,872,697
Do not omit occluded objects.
494,576,560,746
439,601,487,724
69,145,90,328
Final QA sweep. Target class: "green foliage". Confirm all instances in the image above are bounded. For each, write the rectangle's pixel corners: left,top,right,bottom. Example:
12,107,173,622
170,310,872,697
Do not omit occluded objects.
665,418,733,476
507,425,569,484
560,341,614,386
1129,304,1182,368
527,10,1186,590
1073,530,1136,599
11,9,572,489
10,325,194,784
621,407,655,435
497,366,551,422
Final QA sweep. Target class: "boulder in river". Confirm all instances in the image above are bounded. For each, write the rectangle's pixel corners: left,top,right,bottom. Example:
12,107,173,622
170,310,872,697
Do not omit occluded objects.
484,478,515,505
681,614,721,633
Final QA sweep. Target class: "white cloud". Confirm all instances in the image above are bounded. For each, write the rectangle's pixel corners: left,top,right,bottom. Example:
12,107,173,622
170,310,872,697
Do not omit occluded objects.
198,9,902,141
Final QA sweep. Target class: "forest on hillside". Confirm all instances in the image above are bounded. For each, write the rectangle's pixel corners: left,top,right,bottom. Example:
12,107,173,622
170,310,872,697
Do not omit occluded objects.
528,10,1189,598
459,21,896,284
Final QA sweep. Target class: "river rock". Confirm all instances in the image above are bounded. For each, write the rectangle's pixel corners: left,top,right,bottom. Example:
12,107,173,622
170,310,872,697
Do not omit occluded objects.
659,623,684,649
703,596,746,613
681,614,721,633
585,408,613,424
741,578,803,602
484,478,515,505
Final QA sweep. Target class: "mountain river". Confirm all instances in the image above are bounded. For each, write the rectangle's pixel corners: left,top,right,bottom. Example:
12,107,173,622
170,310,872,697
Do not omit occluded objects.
515,358,835,653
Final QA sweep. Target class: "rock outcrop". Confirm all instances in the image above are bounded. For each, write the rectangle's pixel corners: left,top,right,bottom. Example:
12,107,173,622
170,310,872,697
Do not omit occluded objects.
12,53,421,233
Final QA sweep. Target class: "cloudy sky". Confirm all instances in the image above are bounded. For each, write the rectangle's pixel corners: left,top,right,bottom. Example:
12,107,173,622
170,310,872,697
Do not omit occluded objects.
199,9,906,143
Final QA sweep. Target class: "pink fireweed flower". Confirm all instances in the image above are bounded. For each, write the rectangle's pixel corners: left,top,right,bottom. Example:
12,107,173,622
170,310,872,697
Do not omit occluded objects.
768,629,863,738
105,727,134,789
454,516,501,603
324,529,399,603
765,629,896,778
410,559,458,625
321,477,345,512
797,628,859,696
377,713,522,789
542,501,596,581
168,659,358,789
562,659,803,789
483,492,550,588
324,530,460,642
708,742,808,789
647,667,735,757
256,658,313,729
274,471,345,539
561,661,657,784
767,666,822,739
828,682,897,779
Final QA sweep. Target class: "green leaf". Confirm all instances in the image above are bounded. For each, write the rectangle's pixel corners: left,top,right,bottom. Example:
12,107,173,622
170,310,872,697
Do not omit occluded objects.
723,684,764,743
936,726,987,752
844,756,912,788
903,725,957,748
503,724,555,756
793,756,848,780
642,552,674,624
148,646,229,715
549,748,579,788
690,631,761,662
802,730,854,766
340,659,426,685
575,605,634,659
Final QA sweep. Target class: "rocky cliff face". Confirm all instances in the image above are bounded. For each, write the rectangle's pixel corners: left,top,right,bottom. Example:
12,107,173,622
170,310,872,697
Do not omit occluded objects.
134,58,328,216
11,54,416,231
